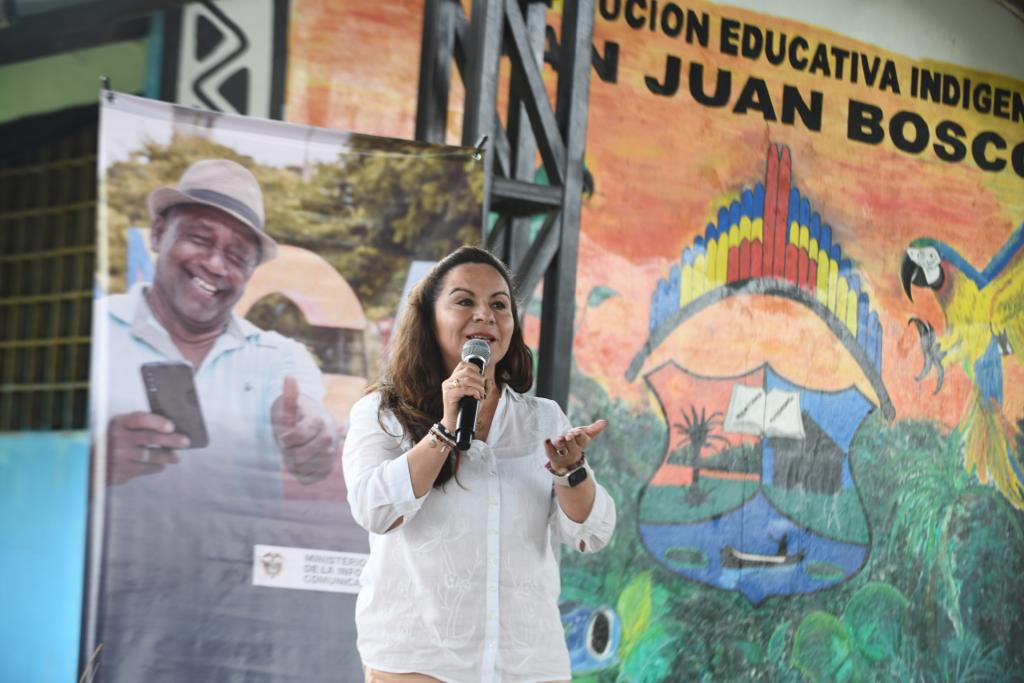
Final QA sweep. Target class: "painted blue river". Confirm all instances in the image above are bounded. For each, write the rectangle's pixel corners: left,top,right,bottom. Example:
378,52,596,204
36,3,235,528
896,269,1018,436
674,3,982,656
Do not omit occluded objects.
640,492,868,605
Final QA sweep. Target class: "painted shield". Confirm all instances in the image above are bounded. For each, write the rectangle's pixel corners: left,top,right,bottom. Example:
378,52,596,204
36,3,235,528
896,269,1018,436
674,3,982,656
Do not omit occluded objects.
639,360,874,605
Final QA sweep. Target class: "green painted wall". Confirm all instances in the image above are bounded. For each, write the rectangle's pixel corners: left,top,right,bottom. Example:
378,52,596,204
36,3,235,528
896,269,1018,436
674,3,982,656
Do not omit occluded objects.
0,40,147,124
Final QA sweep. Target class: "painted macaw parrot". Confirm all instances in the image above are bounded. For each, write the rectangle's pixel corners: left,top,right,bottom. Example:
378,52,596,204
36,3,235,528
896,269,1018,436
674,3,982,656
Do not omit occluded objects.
900,222,1024,509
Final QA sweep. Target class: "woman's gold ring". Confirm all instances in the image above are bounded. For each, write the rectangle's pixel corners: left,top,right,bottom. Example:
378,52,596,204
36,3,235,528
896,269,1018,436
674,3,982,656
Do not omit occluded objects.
453,378,460,387
556,447,568,457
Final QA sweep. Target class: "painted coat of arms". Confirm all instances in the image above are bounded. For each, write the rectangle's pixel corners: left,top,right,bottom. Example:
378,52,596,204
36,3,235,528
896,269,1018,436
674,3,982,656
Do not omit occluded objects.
639,361,874,605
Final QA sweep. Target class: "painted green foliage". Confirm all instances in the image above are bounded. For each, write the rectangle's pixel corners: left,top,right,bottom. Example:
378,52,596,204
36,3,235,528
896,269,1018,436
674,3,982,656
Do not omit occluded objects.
614,573,675,682
563,362,1024,681
790,582,908,682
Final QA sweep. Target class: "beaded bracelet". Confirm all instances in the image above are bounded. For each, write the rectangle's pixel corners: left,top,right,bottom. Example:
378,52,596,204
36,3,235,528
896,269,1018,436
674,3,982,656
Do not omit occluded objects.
433,422,456,443
429,423,456,450
545,451,586,476
428,431,451,452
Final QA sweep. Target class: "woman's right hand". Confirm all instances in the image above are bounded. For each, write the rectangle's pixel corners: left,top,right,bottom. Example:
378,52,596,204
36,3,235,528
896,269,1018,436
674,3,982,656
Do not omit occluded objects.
441,362,487,431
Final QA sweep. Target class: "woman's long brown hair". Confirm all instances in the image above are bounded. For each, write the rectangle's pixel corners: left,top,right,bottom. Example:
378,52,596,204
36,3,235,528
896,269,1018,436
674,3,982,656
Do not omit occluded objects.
370,246,533,488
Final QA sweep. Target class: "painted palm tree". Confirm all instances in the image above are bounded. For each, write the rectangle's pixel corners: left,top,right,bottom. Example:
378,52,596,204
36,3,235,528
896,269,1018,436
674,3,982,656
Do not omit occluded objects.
671,405,729,504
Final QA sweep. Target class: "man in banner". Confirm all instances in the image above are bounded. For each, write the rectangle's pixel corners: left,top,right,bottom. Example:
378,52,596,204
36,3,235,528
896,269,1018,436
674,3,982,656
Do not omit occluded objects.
100,158,336,484
92,159,342,681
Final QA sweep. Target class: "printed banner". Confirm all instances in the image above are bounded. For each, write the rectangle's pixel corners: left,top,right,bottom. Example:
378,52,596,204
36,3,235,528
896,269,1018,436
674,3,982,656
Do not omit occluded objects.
286,1,1024,680
84,92,481,682
251,544,366,594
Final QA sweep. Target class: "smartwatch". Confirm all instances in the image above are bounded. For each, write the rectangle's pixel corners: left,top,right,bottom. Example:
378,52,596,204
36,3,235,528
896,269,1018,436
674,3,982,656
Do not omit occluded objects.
547,456,591,487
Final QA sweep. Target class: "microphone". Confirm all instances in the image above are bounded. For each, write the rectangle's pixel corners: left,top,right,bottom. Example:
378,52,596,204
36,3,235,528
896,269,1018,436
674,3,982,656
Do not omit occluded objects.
456,339,491,450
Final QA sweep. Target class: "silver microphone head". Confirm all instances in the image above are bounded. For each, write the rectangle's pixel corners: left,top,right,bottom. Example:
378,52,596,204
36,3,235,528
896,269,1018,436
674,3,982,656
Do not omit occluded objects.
461,338,491,369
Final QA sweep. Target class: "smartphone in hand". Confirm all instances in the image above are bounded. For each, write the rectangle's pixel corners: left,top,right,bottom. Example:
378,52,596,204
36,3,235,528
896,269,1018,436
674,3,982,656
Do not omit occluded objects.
140,362,209,449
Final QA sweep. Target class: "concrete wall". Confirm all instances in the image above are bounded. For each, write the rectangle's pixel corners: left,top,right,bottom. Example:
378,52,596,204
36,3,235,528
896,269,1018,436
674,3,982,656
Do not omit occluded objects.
724,0,1023,79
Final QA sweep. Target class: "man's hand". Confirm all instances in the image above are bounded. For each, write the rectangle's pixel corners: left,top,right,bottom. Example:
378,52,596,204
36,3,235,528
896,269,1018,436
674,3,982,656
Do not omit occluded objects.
271,376,338,484
106,412,189,485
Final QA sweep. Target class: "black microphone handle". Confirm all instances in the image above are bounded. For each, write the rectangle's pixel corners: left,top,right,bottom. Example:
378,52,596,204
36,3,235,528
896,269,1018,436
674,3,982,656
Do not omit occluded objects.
455,394,478,451
454,356,486,450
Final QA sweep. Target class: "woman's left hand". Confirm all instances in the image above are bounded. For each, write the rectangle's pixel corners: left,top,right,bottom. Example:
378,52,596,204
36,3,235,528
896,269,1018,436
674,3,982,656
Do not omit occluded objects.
545,419,608,473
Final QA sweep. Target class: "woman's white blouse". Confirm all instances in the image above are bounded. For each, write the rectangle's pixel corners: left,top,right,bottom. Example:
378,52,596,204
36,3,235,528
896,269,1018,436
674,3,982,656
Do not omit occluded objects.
342,388,616,682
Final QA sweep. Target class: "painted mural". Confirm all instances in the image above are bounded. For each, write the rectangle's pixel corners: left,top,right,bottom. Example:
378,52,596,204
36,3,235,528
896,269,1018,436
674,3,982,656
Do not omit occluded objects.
286,0,1024,679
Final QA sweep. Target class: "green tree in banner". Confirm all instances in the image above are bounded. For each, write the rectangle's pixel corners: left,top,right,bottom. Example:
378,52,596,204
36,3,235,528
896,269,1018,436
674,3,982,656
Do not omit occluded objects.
278,136,482,316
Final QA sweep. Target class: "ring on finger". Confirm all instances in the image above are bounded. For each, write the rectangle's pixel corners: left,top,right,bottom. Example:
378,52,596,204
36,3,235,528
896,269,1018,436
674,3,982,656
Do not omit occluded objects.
556,447,568,457
453,378,460,387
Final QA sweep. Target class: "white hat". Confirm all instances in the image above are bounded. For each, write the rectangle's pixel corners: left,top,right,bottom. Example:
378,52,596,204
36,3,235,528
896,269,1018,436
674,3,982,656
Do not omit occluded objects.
146,158,278,263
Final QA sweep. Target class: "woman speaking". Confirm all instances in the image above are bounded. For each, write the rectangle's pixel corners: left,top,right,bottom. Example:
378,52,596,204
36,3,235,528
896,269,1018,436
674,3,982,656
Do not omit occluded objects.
343,246,616,682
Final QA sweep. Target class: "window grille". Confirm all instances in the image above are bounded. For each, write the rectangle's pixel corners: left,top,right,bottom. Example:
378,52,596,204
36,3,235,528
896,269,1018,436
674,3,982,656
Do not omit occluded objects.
0,123,96,430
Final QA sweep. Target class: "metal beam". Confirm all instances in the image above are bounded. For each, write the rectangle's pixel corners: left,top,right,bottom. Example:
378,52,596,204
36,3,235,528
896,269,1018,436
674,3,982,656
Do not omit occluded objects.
517,209,561,301
461,0,504,220
503,0,566,187
0,0,190,65
415,0,456,144
503,0,546,272
536,0,593,406
415,0,595,410
491,176,562,215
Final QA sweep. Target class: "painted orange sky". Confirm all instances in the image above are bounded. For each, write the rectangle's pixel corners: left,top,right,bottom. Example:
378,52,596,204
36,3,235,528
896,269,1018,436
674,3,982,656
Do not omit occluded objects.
287,0,1024,427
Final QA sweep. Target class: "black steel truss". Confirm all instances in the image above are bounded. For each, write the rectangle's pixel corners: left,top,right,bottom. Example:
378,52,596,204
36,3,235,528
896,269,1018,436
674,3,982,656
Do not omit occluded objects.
416,0,594,409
